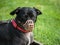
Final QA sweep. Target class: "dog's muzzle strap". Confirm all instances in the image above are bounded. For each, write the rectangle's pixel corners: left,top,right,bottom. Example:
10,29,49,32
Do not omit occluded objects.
11,19,30,33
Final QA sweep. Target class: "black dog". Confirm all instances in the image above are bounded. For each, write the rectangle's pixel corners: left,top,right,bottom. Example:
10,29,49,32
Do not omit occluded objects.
0,7,42,45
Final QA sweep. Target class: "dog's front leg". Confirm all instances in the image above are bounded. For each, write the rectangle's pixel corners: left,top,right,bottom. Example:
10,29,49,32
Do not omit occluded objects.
30,40,43,45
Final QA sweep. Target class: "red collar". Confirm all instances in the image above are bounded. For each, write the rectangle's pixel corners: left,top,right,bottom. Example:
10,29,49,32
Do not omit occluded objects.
11,20,29,33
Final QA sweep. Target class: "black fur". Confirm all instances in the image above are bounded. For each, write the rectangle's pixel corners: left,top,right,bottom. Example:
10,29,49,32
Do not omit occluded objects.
0,7,42,45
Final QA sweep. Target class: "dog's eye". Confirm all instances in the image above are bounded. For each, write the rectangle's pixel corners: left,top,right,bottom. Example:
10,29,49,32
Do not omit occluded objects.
28,12,34,17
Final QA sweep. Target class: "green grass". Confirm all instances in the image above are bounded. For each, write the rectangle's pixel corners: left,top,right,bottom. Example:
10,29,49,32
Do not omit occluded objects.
0,0,60,45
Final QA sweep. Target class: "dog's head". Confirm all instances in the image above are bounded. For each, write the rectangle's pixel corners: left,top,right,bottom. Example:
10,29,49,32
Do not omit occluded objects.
10,7,42,31
10,7,42,23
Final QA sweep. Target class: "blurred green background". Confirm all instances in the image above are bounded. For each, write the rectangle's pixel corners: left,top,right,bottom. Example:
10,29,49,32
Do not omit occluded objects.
0,0,60,45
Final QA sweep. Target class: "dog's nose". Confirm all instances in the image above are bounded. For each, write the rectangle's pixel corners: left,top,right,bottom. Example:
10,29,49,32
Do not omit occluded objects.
27,20,34,27
30,25,34,27
23,20,34,31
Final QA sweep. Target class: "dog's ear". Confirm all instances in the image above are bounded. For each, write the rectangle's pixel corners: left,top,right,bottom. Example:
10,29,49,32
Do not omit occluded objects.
10,7,20,15
33,7,42,15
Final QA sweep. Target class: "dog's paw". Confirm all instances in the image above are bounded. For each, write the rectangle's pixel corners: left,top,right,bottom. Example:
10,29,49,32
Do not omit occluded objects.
30,42,43,45
30,41,43,45
30,42,42,45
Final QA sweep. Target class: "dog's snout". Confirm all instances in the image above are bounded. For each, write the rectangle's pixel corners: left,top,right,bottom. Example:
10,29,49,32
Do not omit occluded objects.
29,21,32,24
27,20,34,27
23,20,34,28
30,25,34,27
27,20,33,24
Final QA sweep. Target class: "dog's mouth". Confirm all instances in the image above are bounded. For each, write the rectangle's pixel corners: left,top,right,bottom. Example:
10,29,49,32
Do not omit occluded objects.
17,20,34,32
23,20,34,31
